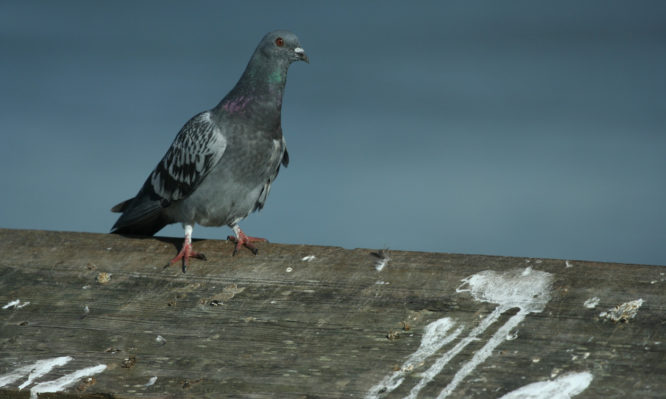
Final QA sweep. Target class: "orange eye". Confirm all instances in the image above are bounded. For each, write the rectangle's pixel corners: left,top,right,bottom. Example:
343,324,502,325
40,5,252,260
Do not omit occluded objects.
275,37,284,47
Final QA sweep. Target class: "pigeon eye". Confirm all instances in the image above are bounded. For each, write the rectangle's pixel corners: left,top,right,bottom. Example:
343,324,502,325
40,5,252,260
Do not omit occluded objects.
275,37,284,47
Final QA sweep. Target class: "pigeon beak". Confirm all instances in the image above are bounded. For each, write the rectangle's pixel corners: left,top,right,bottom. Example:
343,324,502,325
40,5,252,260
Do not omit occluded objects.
294,47,309,63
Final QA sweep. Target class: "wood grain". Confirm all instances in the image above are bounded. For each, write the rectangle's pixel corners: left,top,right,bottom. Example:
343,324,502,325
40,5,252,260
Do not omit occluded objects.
0,228,663,398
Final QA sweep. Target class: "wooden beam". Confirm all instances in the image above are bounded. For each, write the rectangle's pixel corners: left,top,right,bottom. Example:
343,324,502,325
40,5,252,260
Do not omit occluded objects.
0,228,663,398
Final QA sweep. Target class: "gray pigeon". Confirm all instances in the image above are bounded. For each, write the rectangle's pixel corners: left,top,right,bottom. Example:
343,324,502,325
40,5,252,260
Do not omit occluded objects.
111,30,308,270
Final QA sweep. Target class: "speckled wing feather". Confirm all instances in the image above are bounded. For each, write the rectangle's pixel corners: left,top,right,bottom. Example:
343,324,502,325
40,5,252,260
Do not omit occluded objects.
150,111,227,203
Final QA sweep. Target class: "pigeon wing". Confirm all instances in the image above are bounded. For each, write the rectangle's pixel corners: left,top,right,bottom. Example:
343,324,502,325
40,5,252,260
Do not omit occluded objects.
150,111,227,203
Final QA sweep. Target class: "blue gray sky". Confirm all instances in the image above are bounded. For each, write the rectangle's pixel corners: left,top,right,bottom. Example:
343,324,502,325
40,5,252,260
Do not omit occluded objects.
1,1,665,266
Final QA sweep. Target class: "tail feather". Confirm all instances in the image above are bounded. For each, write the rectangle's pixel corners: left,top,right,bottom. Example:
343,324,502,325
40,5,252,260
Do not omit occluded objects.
111,184,172,236
111,199,130,213
111,208,170,236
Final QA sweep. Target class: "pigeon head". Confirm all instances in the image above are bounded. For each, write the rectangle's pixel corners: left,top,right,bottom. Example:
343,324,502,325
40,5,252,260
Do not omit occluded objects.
257,30,309,65
216,30,307,118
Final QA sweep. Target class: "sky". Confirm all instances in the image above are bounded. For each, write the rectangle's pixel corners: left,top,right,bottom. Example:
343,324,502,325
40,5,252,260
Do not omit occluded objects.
1,1,665,266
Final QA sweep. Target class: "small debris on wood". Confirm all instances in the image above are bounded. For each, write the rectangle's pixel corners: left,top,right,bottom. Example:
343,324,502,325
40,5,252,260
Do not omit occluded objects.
599,298,644,322
201,284,246,306
121,355,136,368
96,272,112,284
371,248,391,272
182,378,203,389
80,305,90,320
2,299,30,310
76,376,96,392
584,297,600,309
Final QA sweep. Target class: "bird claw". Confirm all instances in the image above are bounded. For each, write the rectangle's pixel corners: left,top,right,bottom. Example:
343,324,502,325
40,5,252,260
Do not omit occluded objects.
168,241,205,273
227,231,267,256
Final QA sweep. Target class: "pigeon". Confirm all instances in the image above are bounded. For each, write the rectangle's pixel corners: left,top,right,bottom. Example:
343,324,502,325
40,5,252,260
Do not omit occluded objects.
111,30,308,271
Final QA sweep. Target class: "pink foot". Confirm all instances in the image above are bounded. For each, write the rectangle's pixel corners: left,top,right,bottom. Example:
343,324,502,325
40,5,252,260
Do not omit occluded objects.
169,225,206,272
170,241,206,265
227,226,267,256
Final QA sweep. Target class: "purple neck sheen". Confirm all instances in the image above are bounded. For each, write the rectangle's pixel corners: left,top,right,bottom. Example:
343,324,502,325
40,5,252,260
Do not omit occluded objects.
222,96,252,114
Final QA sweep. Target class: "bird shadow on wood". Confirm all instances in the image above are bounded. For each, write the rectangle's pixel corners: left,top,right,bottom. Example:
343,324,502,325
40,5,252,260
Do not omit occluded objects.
113,233,199,249
154,235,203,249
113,233,207,273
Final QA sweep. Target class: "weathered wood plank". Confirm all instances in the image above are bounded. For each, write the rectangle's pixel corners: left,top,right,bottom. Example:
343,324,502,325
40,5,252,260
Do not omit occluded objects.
0,228,664,398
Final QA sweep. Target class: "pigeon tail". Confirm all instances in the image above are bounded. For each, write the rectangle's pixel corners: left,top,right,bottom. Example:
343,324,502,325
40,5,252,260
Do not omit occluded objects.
111,210,170,236
111,184,171,236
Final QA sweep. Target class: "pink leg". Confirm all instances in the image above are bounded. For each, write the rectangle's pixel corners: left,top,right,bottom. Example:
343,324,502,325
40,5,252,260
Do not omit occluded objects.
169,224,206,272
227,225,267,256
